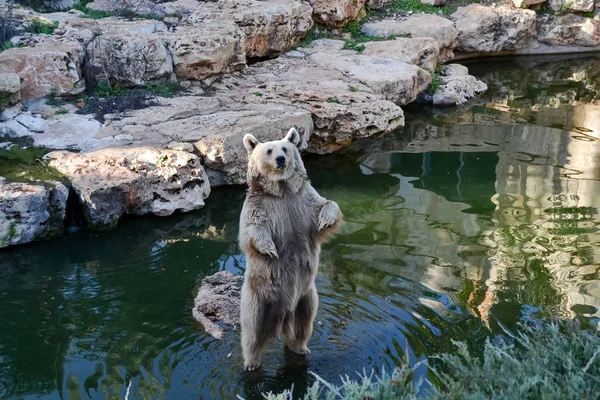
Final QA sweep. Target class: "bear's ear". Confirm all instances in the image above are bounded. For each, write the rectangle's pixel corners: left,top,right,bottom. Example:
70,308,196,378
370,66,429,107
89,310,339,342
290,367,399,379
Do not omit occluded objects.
284,127,301,147
243,134,259,152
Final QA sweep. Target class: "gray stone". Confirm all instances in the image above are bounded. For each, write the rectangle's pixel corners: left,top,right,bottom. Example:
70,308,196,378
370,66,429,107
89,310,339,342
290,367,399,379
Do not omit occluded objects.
192,271,244,339
45,147,211,230
537,14,600,47
168,23,246,81
361,15,458,61
189,0,314,58
0,179,69,248
0,73,21,109
310,0,366,28
421,63,488,105
450,5,536,53
0,40,85,100
363,37,440,72
548,0,594,12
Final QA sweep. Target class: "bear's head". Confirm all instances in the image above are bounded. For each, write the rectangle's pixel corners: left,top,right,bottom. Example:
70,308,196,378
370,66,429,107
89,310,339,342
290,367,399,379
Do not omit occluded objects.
243,127,307,195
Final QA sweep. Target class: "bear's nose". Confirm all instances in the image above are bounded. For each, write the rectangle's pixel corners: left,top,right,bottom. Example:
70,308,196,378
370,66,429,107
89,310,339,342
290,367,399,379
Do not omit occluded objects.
275,156,286,168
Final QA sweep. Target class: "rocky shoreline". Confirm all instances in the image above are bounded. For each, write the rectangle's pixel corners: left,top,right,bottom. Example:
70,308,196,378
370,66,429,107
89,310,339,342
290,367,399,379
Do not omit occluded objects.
1,0,600,247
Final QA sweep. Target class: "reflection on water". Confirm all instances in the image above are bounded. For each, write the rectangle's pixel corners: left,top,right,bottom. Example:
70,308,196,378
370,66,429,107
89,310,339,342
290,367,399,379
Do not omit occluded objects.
2,55,600,399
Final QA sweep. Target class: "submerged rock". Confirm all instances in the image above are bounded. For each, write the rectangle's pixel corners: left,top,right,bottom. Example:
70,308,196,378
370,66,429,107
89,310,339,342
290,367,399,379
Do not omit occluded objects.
0,179,69,248
192,271,243,339
45,147,211,230
450,5,536,53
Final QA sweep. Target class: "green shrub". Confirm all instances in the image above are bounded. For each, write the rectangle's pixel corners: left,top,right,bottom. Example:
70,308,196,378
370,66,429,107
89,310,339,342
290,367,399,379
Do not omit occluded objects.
427,73,442,95
258,322,600,400
28,18,58,34
390,0,440,14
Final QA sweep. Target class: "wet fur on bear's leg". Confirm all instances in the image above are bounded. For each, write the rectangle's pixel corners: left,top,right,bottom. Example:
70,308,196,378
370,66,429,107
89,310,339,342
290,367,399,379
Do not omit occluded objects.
283,285,318,355
240,284,285,371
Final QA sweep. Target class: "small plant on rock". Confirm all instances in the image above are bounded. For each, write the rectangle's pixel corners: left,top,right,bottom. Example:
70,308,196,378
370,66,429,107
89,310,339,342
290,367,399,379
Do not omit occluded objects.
45,88,67,107
427,73,442,95
28,18,58,34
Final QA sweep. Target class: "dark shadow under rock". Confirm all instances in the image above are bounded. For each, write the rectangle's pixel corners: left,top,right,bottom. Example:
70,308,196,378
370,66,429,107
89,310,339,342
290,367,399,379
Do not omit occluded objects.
192,271,243,339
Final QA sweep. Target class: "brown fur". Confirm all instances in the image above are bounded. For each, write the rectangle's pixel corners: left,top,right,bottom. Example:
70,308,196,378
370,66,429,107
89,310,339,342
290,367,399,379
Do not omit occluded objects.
239,128,342,371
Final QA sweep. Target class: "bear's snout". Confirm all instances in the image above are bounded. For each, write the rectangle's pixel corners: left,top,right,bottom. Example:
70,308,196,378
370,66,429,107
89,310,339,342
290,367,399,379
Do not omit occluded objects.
276,156,286,169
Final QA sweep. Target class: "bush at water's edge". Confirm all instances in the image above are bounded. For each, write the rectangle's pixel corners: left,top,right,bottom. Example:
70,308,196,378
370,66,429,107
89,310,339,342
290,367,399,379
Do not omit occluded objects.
258,321,600,400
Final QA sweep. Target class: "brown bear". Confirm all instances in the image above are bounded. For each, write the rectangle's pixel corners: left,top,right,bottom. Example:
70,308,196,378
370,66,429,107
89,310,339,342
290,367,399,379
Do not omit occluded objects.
239,127,342,371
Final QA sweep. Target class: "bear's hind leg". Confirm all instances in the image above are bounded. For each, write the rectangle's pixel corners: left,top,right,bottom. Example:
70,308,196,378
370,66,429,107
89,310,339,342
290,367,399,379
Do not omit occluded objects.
241,298,284,371
284,285,318,355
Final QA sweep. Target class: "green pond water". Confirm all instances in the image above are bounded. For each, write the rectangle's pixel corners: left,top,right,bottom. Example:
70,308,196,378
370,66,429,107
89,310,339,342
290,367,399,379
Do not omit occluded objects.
2,54,600,399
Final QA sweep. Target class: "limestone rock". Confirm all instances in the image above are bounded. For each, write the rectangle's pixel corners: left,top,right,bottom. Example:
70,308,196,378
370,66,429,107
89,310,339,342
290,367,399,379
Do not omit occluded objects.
193,103,314,185
85,0,165,18
168,23,246,81
310,0,366,29
159,0,200,18
0,73,21,109
537,14,600,47
421,64,488,105
308,49,431,105
450,5,536,53
94,96,314,185
363,37,440,72
0,40,85,100
45,147,211,230
192,271,243,339
365,0,395,8
1,112,104,151
0,179,68,248
361,15,458,61
86,19,173,87
189,0,314,58
217,53,405,153
548,0,594,12
421,0,446,5
512,0,546,7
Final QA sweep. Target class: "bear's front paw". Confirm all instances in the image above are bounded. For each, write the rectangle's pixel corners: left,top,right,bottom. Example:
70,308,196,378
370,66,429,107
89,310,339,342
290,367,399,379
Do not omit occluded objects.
318,203,339,231
257,243,279,259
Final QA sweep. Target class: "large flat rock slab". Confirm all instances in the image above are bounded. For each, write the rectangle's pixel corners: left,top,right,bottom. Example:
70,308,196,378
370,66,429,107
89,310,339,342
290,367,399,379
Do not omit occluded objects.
361,15,458,61
363,37,440,73
96,97,314,186
0,179,68,248
45,147,211,230
307,45,431,105
214,49,406,153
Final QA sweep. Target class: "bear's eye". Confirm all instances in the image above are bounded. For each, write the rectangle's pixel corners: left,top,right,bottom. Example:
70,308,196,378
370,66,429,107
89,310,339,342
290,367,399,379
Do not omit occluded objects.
267,149,272,155
282,147,288,153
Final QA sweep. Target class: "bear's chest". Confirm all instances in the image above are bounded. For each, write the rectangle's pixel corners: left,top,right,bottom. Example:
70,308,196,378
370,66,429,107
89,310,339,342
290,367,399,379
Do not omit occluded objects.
263,193,317,239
